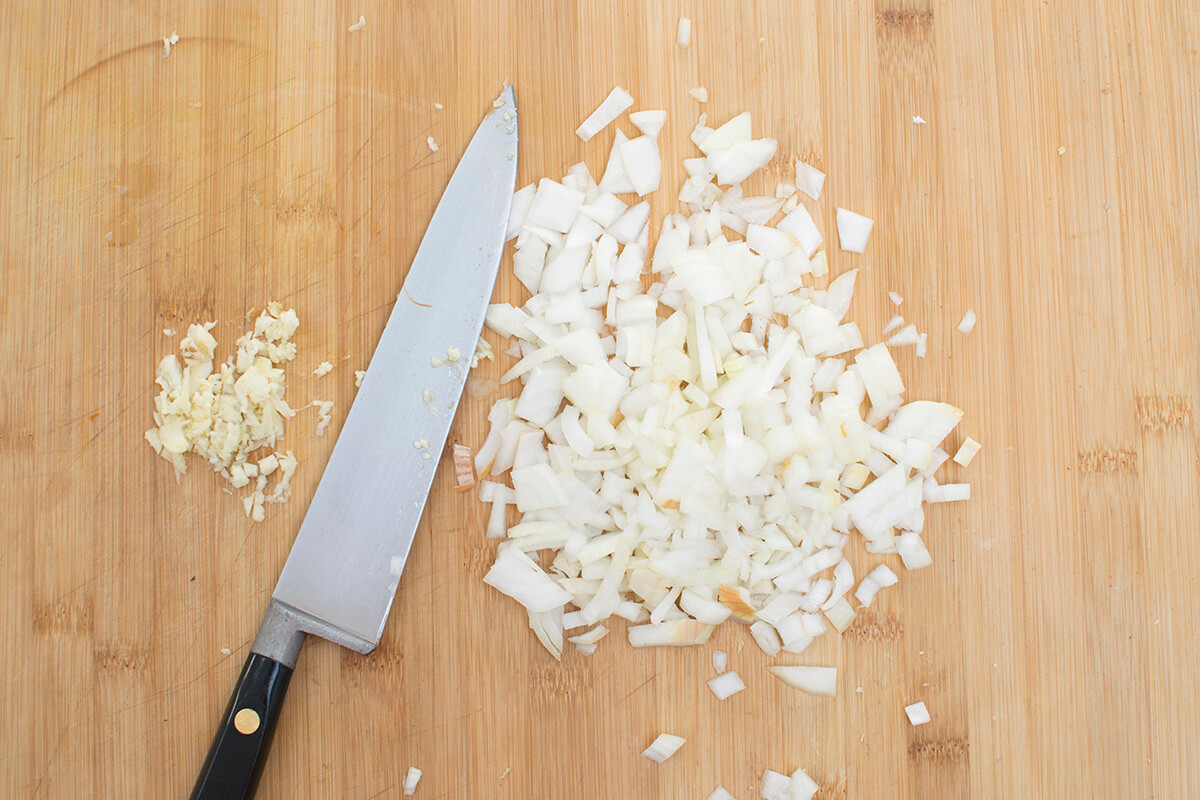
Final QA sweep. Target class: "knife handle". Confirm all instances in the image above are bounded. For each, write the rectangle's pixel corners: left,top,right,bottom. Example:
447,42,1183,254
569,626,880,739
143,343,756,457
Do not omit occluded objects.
189,653,293,800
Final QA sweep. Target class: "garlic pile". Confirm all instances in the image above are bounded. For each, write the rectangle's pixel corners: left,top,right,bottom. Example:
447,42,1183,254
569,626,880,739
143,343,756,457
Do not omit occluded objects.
475,107,972,662
145,302,300,521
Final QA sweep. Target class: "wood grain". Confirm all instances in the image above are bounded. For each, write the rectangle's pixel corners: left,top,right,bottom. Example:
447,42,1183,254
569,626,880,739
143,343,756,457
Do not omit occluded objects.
3,1,1198,797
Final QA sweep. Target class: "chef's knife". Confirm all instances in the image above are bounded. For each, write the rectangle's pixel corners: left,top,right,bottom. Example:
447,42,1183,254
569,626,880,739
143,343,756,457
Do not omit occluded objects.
189,86,518,800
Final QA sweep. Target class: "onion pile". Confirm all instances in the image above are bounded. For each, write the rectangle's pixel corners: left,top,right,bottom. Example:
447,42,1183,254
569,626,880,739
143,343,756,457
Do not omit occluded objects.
474,104,972,664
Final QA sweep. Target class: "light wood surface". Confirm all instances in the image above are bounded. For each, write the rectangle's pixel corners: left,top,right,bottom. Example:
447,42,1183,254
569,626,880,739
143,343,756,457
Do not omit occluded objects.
3,1,1198,798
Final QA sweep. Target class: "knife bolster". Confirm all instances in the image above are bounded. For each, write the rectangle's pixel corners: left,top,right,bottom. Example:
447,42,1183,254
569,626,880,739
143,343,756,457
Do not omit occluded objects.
251,598,376,667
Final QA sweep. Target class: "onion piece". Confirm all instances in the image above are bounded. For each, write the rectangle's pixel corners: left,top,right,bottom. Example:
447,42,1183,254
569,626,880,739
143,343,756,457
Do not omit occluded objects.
897,531,933,570
631,110,667,139
681,588,734,624
759,770,792,800
712,649,728,673
821,559,854,610
794,160,825,200
717,584,756,621
749,620,782,656
886,324,919,347
507,184,536,240
567,624,609,646
641,733,686,763
629,619,714,647
452,444,475,491
824,598,856,632
710,139,777,185
676,16,692,47
958,308,977,335
620,136,663,196
767,665,837,697
688,86,709,103
836,207,874,253
483,544,572,614
953,436,982,466
576,86,635,141
707,670,746,700
776,205,823,257
854,563,899,607
599,130,637,194
403,767,422,795
707,788,736,800
905,700,931,726
925,481,970,503
527,179,585,233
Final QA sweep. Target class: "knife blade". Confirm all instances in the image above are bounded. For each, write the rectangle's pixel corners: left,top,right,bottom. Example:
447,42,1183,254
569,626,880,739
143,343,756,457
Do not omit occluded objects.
189,86,518,800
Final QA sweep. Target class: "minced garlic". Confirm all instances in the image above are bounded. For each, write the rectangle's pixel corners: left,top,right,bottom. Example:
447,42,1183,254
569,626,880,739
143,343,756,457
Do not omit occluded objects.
144,302,301,520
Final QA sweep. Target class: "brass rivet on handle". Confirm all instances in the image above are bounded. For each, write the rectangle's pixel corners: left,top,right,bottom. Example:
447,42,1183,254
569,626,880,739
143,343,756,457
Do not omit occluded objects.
234,708,261,735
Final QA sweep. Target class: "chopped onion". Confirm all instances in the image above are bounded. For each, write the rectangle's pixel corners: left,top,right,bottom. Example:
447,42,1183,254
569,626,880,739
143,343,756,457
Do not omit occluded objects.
403,766,422,795
641,733,686,763
576,86,635,141
822,559,854,610
452,444,475,491
676,17,692,47
767,665,837,697
897,531,933,570
904,700,931,726
824,598,856,632
681,588,733,624
477,107,973,676
568,624,609,646
888,291,903,306
836,207,874,253
760,770,792,800
854,563,898,607
924,480,971,503
886,324,919,348
620,136,663,196
630,619,714,647
776,205,822,257
953,436,982,466
707,670,746,700
759,767,818,800
483,544,572,616
794,159,825,200
707,787,736,800
631,110,667,139
688,86,709,103
527,179,585,233
712,649,728,673
958,308,977,334
789,769,819,800
749,620,782,656
599,130,636,193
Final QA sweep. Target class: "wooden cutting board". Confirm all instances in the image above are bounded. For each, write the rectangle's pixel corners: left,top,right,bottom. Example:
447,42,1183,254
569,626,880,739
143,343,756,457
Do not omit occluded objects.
3,1,1198,797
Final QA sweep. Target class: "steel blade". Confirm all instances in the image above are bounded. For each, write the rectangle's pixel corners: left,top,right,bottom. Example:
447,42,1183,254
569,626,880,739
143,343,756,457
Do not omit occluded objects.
270,87,517,650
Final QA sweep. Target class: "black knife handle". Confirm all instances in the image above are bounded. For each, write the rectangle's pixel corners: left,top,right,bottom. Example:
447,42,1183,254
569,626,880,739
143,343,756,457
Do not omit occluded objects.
189,653,293,800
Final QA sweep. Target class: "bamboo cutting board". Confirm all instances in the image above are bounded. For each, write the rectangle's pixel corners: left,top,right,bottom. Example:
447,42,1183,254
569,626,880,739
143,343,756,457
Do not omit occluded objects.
3,1,1198,798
